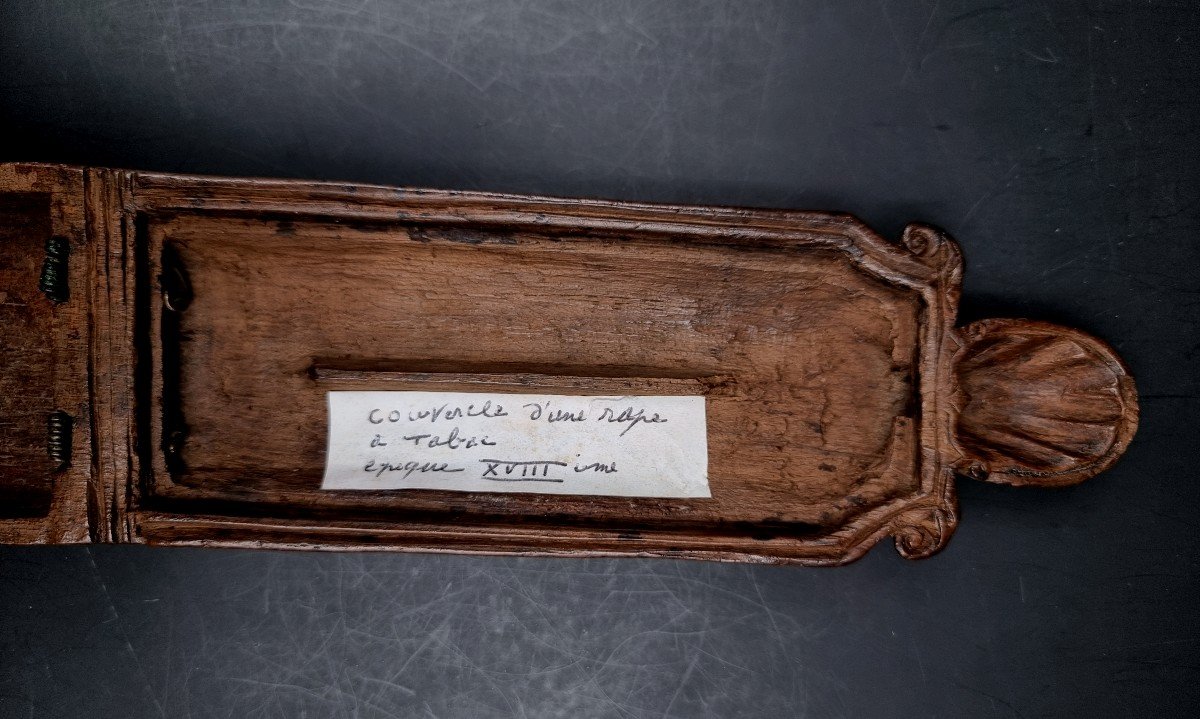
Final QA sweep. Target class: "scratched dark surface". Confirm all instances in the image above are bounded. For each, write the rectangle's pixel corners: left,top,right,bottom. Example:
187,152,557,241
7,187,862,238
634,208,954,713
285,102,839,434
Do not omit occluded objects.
2,1,1198,717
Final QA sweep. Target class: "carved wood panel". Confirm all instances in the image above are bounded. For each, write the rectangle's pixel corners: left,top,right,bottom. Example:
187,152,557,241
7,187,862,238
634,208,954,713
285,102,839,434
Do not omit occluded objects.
0,164,1138,564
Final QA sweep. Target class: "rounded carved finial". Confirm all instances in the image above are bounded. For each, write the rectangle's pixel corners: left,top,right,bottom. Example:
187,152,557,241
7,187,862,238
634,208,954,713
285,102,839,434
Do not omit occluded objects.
953,319,1138,487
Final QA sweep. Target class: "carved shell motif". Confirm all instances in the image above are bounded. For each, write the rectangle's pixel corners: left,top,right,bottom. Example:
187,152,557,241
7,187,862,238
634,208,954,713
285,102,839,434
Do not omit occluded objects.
954,319,1138,487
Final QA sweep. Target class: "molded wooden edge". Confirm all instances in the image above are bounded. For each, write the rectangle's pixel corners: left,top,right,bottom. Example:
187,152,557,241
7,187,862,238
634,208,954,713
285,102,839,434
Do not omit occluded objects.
883,223,962,560
123,172,969,565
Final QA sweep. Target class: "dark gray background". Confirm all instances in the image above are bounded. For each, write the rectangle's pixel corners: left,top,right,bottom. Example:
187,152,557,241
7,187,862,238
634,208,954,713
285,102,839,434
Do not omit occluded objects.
2,1,1197,717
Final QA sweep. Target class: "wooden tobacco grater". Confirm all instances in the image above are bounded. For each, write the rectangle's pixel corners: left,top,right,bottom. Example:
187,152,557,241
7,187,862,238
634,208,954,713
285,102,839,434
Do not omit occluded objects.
0,163,1138,565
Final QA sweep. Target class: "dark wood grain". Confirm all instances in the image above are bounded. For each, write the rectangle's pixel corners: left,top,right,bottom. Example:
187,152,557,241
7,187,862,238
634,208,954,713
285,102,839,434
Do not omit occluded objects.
0,164,91,544
0,163,1139,564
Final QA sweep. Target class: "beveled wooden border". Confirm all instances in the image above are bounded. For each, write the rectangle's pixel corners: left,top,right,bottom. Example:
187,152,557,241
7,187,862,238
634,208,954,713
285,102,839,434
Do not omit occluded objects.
111,170,964,565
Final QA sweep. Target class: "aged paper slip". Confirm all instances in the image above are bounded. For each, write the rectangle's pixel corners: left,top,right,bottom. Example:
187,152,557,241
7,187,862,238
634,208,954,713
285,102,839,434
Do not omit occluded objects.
322,391,709,498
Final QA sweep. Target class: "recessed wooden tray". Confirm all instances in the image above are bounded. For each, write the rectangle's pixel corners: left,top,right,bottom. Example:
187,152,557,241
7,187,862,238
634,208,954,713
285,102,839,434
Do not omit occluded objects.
0,163,1138,565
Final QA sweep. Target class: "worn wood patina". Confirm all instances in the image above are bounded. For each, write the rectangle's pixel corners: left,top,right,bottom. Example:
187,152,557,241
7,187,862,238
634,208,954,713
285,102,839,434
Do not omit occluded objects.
0,163,1138,564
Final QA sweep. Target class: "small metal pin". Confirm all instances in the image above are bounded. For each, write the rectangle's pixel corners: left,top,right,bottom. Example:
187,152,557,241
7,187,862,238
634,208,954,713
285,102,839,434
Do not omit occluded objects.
38,235,70,303
47,410,73,471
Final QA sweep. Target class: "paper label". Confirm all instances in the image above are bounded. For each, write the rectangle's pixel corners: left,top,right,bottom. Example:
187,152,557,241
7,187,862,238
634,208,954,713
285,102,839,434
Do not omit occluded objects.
321,391,709,497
